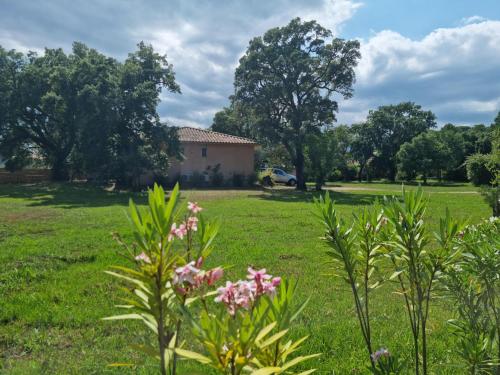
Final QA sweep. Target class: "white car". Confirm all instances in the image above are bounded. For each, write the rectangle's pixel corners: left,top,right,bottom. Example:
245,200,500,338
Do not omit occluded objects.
270,168,297,186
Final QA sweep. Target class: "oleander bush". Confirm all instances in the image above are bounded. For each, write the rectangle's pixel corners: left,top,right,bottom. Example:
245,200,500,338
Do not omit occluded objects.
443,217,500,374
105,184,316,374
104,184,499,374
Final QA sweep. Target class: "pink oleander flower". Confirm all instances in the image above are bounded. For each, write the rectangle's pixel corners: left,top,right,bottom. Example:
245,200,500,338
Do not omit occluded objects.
262,277,282,296
206,267,224,286
169,223,188,241
195,256,204,268
215,281,238,314
168,223,178,242
135,252,151,264
188,201,203,214
247,267,272,282
187,216,198,232
194,273,205,287
176,223,187,239
371,348,390,363
173,261,201,285
247,267,272,295
215,280,255,315
235,281,256,309
216,269,282,314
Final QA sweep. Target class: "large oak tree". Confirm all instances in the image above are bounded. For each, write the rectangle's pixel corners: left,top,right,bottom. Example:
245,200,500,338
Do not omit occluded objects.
233,18,360,190
0,42,180,186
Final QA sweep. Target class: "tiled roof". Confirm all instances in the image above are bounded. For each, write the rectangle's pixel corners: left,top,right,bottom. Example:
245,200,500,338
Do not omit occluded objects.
177,127,257,145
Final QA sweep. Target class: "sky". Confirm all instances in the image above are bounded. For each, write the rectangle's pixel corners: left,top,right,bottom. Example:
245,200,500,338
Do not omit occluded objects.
1,0,499,127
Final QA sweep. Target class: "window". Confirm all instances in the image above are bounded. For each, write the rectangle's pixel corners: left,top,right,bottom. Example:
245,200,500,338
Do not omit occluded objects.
201,147,207,157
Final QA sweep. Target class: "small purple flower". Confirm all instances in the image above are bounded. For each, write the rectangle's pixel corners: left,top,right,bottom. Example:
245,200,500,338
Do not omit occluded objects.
371,348,390,363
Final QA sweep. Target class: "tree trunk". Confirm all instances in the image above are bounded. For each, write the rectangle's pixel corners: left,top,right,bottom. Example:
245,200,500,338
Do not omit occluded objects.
315,177,323,191
295,147,307,191
358,162,365,182
388,163,397,182
51,157,69,181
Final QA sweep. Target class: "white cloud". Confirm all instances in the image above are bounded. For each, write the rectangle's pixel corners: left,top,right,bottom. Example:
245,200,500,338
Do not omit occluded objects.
337,20,500,125
302,0,364,35
460,15,488,25
128,0,363,128
1,0,497,127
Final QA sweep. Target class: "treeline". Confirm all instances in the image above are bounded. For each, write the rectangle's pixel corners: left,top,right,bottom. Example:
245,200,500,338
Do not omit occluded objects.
0,42,181,188
210,18,499,190
1,17,498,191
212,101,500,188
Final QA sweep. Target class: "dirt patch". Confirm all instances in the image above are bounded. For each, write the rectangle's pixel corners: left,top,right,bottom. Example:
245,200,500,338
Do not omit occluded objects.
279,254,304,260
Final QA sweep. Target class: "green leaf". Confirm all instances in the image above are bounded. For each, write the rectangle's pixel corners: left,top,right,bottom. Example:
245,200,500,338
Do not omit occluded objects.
259,329,288,348
295,369,317,375
102,313,142,321
251,367,281,375
105,271,150,293
255,322,277,342
281,354,321,371
107,362,135,367
174,348,212,365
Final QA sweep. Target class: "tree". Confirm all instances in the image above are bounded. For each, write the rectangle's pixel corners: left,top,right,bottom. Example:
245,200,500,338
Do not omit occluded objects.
465,153,496,186
0,42,181,187
66,42,121,180
306,131,333,190
0,46,81,179
234,18,360,190
350,122,376,181
494,111,500,128
0,47,28,171
110,42,181,188
367,102,436,181
436,124,467,181
210,102,256,140
328,125,354,180
396,131,451,184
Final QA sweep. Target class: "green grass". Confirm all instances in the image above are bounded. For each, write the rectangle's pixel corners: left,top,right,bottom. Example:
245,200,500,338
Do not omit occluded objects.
0,183,490,374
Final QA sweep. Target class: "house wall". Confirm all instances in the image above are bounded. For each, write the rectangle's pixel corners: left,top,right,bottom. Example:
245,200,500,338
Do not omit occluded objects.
169,142,255,180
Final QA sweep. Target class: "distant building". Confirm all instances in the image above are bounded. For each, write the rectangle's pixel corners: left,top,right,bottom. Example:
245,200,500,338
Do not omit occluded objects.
169,127,257,182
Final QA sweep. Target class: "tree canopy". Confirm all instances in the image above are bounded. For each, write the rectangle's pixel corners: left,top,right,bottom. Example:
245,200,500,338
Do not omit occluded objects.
365,102,437,181
233,17,360,189
396,131,451,183
0,42,180,187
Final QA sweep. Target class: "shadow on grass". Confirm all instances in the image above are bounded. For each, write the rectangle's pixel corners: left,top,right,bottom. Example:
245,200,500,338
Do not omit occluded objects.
0,183,146,208
326,180,470,188
255,188,383,205
0,183,393,209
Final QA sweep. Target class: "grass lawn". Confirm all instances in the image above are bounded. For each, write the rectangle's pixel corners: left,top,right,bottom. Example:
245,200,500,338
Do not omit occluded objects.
0,182,491,374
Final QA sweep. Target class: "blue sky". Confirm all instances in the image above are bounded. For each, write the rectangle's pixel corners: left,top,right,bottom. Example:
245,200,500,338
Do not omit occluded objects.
1,0,499,127
342,0,500,39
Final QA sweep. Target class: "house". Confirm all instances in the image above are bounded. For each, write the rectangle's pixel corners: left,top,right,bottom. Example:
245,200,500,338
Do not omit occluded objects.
168,127,257,183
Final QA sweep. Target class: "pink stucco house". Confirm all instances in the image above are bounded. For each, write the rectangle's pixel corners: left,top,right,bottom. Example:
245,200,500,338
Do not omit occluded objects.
168,127,257,182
